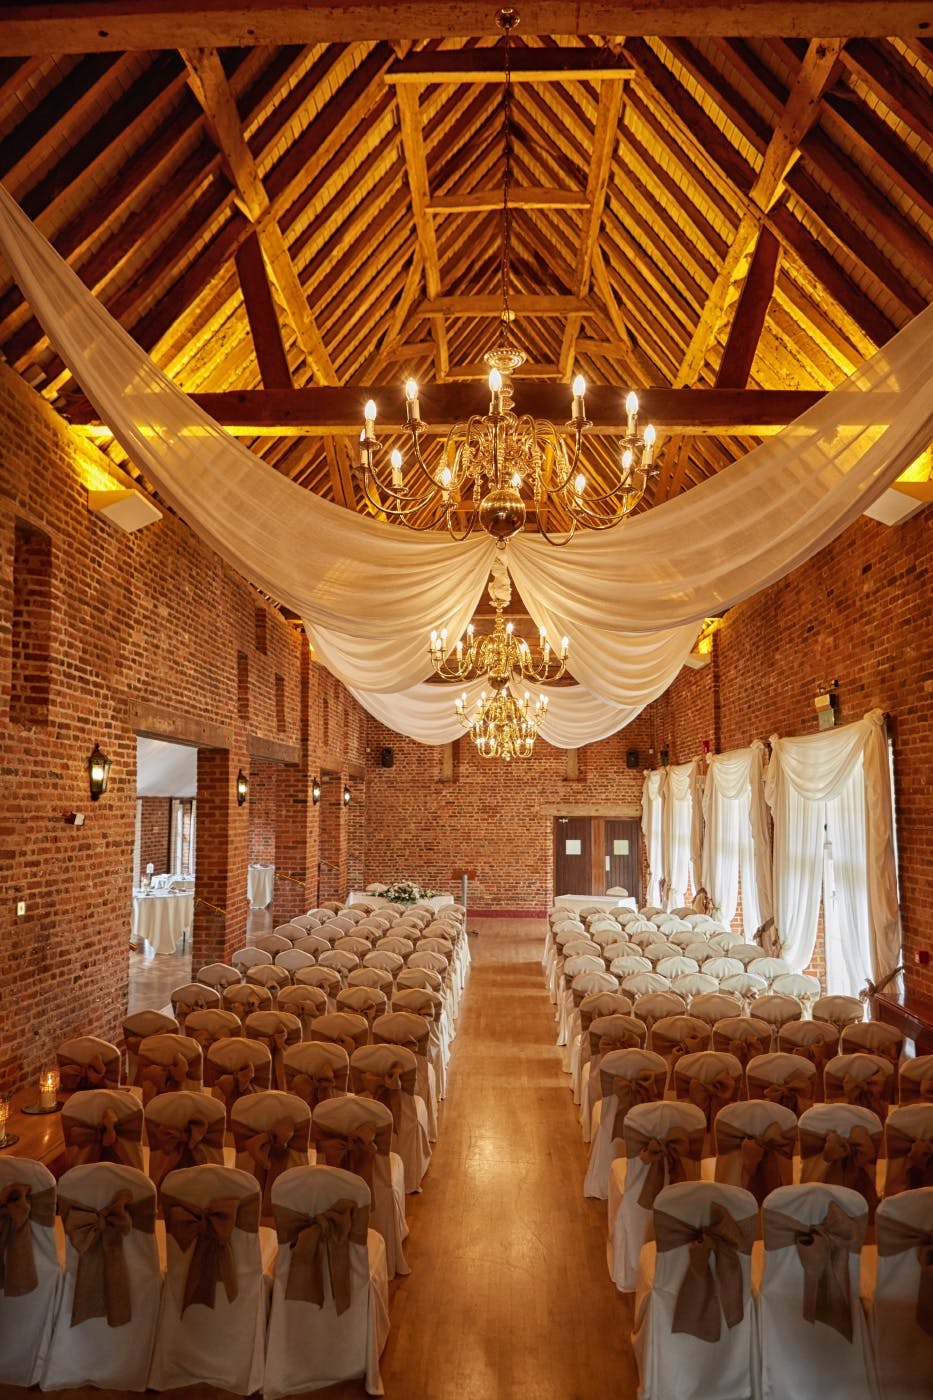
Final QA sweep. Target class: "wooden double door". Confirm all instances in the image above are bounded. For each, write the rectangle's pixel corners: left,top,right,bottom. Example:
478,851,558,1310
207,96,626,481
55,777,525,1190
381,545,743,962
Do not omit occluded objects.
554,816,641,902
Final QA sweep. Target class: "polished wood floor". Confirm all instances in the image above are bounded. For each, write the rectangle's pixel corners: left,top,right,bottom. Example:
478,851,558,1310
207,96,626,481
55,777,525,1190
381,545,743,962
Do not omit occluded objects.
2,917,637,1400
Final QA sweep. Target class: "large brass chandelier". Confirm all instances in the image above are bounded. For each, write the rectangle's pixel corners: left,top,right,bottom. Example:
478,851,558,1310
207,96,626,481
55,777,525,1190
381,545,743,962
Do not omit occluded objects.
358,9,660,546
430,554,565,760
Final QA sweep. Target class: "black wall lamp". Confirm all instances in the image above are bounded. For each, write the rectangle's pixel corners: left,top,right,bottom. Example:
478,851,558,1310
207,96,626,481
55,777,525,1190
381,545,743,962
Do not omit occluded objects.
343,784,351,807
311,776,322,805
87,744,112,801
236,769,249,806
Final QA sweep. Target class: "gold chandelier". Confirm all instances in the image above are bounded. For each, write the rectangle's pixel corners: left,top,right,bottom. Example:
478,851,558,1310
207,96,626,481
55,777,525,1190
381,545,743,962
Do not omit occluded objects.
431,555,565,760
358,9,660,546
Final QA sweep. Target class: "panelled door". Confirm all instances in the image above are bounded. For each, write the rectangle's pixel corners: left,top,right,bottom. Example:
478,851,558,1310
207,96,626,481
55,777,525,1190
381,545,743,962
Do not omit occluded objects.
554,816,642,901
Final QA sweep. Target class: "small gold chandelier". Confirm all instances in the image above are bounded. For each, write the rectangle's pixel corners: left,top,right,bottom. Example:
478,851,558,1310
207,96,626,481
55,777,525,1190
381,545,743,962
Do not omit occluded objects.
358,9,660,546
431,555,565,760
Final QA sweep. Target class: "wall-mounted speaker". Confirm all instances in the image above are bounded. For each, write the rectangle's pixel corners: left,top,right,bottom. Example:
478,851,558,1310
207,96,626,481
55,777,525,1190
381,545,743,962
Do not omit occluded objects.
380,747,395,768
625,749,640,770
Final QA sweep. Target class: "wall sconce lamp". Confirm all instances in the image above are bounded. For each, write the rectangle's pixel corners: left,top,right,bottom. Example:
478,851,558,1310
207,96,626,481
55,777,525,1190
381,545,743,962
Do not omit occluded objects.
87,744,112,801
236,769,249,806
343,784,351,807
311,776,322,805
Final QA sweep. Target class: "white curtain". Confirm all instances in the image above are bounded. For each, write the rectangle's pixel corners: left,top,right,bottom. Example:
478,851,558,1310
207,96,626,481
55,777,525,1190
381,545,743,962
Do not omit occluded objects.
0,185,931,745
661,762,697,910
701,742,772,935
764,710,900,994
641,770,664,907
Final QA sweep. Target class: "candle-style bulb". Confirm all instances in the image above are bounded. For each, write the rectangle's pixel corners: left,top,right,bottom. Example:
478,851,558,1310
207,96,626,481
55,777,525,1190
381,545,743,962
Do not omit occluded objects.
363,400,377,434
574,473,586,496
572,373,586,398
489,368,502,393
405,379,418,402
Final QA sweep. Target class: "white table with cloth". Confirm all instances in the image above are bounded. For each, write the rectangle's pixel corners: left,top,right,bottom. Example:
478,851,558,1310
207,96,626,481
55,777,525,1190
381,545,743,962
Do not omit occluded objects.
347,891,455,912
553,893,638,913
247,863,275,909
132,889,194,954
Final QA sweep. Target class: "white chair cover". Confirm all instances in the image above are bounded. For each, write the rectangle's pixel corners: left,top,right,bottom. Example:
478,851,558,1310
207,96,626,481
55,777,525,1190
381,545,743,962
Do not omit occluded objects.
813,995,865,1032
148,1165,268,1393
608,1100,707,1292
671,973,719,1002
632,1180,759,1400
231,946,274,972
699,956,745,981
144,1089,227,1189
56,1035,122,1093
277,983,329,1039
746,1052,818,1119
632,991,687,1030
283,1039,350,1109
882,1103,933,1197
264,1165,390,1398
758,1183,879,1399
713,1099,798,1204
351,1042,431,1191
840,1020,906,1066
798,1103,883,1217
136,1032,203,1103
898,1055,933,1107
0,1157,60,1385
122,1010,179,1084
583,1048,668,1200
42,1163,161,1391
372,1010,438,1142
61,1088,145,1171
689,992,745,1028
824,1052,895,1120
748,956,792,986
311,1096,409,1279
230,1090,312,1216
171,982,221,1027
579,1014,649,1143
864,1187,933,1400
183,1007,242,1053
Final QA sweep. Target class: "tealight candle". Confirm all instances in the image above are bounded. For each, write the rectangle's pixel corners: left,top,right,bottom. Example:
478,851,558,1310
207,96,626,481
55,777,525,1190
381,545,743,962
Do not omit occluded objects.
39,1068,58,1110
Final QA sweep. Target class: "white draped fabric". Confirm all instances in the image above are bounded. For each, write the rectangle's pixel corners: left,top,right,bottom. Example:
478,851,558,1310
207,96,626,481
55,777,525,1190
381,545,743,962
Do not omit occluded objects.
701,743,772,934
764,710,900,994
0,185,930,744
641,771,664,907
661,762,697,910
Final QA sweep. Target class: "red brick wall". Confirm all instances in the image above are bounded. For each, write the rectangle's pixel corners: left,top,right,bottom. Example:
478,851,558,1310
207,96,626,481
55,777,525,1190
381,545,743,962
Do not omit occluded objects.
0,368,367,1093
138,796,171,876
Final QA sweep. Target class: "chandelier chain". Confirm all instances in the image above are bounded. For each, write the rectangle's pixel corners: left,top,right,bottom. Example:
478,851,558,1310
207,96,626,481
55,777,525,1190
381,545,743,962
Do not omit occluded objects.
500,19,514,333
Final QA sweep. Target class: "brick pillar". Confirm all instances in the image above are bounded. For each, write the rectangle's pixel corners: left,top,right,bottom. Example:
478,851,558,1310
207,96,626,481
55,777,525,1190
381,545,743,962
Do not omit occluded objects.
192,747,249,964
275,763,312,920
317,777,346,903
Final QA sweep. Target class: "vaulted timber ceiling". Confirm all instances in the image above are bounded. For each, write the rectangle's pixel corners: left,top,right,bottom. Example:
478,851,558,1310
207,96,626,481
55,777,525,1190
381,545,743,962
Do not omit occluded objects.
0,2,929,520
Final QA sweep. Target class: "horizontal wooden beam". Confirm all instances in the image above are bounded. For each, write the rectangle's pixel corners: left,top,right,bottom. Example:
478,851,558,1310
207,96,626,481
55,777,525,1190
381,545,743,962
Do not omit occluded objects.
428,187,589,213
421,295,591,317
0,4,924,54
65,384,828,436
385,50,635,83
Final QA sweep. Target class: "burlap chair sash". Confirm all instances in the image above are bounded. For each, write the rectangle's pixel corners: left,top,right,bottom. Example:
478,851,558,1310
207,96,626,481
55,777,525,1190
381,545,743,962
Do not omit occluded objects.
763,1200,862,1340
748,1069,815,1117
716,1120,796,1203
786,1038,837,1074
274,1198,368,1314
286,1063,341,1109
62,1107,144,1167
59,1188,156,1327
652,1028,709,1063
374,1028,430,1060
799,1126,879,1213
214,1063,259,1108
590,1025,644,1058
655,1202,755,1341
231,1116,309,1206
625,1124,705,1209
225,990,266,1021
678,1071,740,1128
827,1067,891,1118
884,1127,933,1193
311,1122,391,1193
876,1214,933,1338
162,1191,260,1312
899,1067,933,1106
58,1054,118,1093
173,991,218,1019
148,1116,225,1177
0,1182,54,1296
713,1032,770,1067
314,1028,366,1056
138,1052,191,1104
602,1068,667,1139
245,1022,294,1087
351,1062,413,1131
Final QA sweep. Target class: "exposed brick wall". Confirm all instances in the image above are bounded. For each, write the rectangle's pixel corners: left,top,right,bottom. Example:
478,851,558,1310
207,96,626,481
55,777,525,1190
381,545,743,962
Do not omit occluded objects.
0,368,367,1093
138,796,171,876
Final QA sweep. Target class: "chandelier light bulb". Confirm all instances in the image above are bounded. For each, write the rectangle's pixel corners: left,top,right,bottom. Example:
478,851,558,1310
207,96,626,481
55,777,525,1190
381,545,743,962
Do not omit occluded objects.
405,378,418,401
574,472,586,497
390,447,403,490
489,368,503,393
572,373,586,397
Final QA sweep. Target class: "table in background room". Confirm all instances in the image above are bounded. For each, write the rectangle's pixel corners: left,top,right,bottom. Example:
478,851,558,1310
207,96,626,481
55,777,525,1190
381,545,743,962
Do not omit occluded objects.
132,889,195,954
248,863,276,909
347,891,455,912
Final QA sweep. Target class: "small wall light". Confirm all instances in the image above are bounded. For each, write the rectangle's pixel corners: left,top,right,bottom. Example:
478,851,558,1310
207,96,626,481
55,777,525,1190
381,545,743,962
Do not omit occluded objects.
311,776,322,805
87,744,112,801
343,784,351,807
236,769,249,806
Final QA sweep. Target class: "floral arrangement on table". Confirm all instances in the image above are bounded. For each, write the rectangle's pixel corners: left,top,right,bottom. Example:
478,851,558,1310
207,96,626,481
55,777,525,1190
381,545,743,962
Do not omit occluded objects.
377,879,438,905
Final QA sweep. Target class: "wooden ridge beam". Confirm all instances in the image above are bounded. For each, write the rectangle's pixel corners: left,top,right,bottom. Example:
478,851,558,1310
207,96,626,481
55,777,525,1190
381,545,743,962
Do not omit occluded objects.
0,5,927,54
428,187,589,213
386,50,635,83
422,294,591,317
65,385,829,435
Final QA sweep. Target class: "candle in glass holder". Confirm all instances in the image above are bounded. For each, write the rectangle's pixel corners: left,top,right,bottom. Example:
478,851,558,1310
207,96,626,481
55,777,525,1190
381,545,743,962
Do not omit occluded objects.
0,1095,8,1143
39,1068,58,1110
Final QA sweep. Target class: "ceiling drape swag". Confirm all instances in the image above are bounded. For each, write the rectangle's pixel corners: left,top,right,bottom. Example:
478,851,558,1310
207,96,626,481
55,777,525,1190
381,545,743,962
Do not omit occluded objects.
0,186,930,744
764,710,900,993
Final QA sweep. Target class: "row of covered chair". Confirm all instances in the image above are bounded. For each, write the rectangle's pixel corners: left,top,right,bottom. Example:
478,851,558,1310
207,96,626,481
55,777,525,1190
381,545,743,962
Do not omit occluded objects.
631,1179,932,1400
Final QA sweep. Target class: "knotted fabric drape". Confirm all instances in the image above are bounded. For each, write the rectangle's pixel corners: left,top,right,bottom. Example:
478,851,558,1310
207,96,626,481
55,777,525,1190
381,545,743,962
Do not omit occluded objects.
0,185,930,744
764,710,900,994
702,743,773,934
642,771,664,906
661,762,700,910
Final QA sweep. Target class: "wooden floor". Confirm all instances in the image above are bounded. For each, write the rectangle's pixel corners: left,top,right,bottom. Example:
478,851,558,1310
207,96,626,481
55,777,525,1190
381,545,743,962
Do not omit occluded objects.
2,917,638,1400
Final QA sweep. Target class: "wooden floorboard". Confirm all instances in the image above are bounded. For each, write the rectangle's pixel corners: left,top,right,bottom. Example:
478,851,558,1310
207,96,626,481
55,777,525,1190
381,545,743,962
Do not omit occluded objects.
1,916,637,1400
